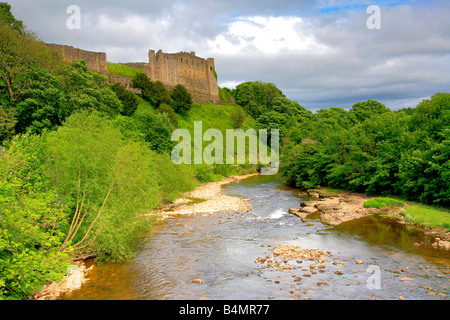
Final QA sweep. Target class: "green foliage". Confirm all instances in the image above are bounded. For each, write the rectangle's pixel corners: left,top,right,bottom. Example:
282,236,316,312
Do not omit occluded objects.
46,111,160,261
232,81,285,118
218,87,233,103
107,62,142,79
131,73,172,108
153,153,196,203
110,83,139,116
59,61,122,117
156,103,178,127
0,23,64,105
349,100,390,122
171,84,193,114
230,108,245,129
133,109,175,153
0,2,24,34
131,72,152,92
232,81,268,118
14,66,63,134
0,133,70,298
0,104,15,143
363,197,405,209
281,93,450,207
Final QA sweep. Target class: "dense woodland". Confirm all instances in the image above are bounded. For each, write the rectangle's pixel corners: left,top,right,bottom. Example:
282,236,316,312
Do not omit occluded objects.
0,3,448,299
231,81,449,207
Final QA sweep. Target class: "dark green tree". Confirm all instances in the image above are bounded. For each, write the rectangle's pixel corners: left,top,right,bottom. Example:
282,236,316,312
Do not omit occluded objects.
111,83,139,116
156,103,178,127
171,84,192,113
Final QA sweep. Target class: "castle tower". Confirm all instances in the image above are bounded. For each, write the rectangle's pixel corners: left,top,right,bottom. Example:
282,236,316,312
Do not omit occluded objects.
143,49,219,104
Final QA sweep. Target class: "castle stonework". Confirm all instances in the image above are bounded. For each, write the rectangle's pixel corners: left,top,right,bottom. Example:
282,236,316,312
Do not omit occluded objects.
46,44,220,104
143,50,219,104
45,43,109,75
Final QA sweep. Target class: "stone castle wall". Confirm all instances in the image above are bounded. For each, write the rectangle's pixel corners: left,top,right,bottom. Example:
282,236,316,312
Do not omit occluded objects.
45,43,109,75
144,50,219,104
46,44,220,103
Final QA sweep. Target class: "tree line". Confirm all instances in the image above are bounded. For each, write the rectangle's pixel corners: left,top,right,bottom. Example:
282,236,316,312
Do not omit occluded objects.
231,81,449,208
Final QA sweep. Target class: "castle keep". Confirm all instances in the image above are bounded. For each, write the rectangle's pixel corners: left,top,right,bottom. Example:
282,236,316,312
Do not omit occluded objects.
142,50,219,103
46,44,220,104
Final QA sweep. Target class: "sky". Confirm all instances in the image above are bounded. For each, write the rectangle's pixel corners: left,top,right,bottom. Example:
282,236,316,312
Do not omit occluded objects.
7,0,450,111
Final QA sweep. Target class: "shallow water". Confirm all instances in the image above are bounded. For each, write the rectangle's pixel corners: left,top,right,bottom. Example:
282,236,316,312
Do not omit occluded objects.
62,175,449,300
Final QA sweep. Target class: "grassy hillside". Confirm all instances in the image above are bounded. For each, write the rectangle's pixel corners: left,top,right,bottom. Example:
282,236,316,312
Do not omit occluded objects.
178,103,256,133
107,62,142,78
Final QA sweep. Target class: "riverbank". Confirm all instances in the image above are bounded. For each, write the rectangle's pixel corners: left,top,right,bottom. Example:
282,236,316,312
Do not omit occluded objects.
32,262,94,300
156,173,259,218
289,187,450,249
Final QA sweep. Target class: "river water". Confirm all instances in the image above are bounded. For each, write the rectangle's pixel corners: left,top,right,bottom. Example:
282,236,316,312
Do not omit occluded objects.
62,175,449,300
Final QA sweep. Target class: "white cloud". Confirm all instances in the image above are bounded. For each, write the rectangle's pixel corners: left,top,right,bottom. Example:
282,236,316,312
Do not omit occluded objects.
207,16,331,56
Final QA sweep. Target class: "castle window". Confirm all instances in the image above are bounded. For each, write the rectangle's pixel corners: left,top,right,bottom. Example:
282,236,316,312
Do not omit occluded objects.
210,67,213,71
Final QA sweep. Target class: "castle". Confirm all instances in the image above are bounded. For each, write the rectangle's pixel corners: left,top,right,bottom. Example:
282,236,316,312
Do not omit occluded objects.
46,44,220,104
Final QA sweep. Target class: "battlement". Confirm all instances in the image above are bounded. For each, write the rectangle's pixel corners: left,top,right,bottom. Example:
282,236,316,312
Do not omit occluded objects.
45,43,109,75
46,44,220,104
144,49,219,103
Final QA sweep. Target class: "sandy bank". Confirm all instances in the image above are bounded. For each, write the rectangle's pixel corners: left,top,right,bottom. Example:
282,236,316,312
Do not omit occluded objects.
157,173,259,218
32,262,94,300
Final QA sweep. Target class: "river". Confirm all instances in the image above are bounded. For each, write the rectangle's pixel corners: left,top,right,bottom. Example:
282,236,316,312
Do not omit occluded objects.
62,174,449,300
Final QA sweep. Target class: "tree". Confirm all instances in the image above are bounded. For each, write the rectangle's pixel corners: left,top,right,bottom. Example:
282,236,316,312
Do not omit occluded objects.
59,61,122,117
110,83,139,116
46,111,160,261
232,81,269,118
156,103,178,127
0,104,16,143
0,133,70,298
133,109,175,153
0,2,24,34
171,84,192,113
131,72,152,92
131,73,172,108
14,66,63,134
151,81,172,108
0,15,64,105
231,108,245,129
349,100,390,122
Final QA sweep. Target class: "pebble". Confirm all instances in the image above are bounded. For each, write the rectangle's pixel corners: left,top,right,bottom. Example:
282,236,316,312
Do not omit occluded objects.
191,278,203,284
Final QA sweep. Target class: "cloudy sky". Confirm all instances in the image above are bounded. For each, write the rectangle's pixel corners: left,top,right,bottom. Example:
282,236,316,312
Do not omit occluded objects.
7,0,450,111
